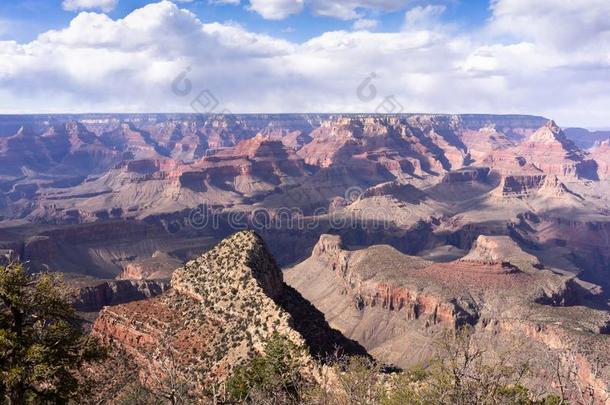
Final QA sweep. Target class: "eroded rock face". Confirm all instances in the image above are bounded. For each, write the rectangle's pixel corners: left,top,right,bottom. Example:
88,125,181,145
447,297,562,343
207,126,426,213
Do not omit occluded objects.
441,167,491,184
512,213,610,282
521,126,598,179
89,231,366,398
0,249,18,266
496,174,547,197
305,234,476,329
591,140,610,180
285,234,610,399
297,116,467,177
73,279,170,312
117,251,183,280
180,134,307,195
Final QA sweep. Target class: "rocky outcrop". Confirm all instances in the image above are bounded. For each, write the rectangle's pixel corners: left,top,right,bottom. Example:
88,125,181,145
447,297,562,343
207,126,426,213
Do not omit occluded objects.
73,279,170,312
591,140,610,180
495,174,547,197
306,234,476,329
538,174,582,198
441,167,490,184
0,249,18,266
285,234,610,399
359,181,426,202
516,121,599,179
297,116,467,177
461,235,540,267
117,251,183,280
114,159,183,180
493,172,581,200
90,231,366,398
180,135,307,195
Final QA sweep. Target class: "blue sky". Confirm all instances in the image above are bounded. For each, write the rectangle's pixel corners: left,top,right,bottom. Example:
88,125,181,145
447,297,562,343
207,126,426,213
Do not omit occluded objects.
1,0,492,43
1,0,610,127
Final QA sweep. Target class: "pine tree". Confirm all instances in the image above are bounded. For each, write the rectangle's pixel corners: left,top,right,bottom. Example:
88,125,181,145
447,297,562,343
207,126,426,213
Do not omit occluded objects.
0,262,106,404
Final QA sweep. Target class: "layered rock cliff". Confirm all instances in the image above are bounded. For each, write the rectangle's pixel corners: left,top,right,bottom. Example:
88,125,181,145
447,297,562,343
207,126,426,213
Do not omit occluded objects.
285,234,610,399
72,279,170,312
591,140,610,180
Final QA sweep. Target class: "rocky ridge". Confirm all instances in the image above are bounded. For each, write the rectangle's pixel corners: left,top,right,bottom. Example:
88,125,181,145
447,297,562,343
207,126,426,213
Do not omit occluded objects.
285,233,610,398
90,231,366,398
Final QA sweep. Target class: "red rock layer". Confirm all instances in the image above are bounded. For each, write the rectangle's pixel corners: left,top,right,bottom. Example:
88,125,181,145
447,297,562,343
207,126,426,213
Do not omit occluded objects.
591,140,610,180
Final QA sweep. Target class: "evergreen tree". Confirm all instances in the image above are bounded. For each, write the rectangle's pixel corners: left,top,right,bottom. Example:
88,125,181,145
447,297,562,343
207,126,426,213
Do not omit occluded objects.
0,262,106,404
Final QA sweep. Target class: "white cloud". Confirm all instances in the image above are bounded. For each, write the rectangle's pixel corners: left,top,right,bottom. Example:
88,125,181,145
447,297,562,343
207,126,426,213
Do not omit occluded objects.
246,0,411,20
62,0,118,13
248,0,304,20
352,18,378,31
490,0,610,50
404,5,446,27
2,1,610,127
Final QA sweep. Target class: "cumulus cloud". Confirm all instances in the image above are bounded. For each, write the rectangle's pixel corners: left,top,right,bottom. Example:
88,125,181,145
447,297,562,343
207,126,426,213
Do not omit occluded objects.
62,0,118,12
245,0,411,20
248,0,304,20
404,5,446,28
307,0,409,20
352,18,378,31
2,0,610,127
490,0,610,50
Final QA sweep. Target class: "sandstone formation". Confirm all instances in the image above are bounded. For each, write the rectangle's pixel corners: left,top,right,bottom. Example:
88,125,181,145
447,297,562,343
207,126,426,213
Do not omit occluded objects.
72,278,170,312
285,233,610,400
516,121,598,179
89,231,366,399
117,250,182,280
591,140,610,180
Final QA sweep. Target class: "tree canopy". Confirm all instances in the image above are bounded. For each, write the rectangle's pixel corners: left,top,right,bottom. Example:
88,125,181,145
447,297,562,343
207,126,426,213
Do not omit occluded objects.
0,262,106,405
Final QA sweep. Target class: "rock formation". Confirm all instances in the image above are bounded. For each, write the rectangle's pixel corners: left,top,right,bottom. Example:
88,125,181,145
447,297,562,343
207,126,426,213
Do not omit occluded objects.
591,140,610,180
89,231,366,399
516,121,598,179
72,278,170,312
2,113,609,401
285,234,610,399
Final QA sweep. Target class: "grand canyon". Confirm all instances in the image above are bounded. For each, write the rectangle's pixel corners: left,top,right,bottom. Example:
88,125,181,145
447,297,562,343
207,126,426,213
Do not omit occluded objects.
4,0,610,402
0,113,609,402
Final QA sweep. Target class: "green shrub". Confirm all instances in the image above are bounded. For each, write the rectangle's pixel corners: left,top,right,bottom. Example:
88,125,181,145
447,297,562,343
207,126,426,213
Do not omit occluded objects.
226,333,305,402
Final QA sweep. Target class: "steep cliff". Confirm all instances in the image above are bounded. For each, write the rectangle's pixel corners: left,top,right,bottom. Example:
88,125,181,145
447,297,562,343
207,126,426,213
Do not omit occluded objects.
72,279,170,312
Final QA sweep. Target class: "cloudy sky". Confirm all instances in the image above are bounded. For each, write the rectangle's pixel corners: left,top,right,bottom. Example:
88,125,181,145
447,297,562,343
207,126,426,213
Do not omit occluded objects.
0,0,609,127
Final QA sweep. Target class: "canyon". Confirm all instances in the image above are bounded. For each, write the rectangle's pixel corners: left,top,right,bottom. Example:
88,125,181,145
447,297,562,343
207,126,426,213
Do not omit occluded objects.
1,113,609,401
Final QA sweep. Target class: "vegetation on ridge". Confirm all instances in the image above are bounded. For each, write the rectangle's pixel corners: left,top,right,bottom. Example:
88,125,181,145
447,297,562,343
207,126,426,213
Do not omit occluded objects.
117,327,563,404
219,328,562,405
